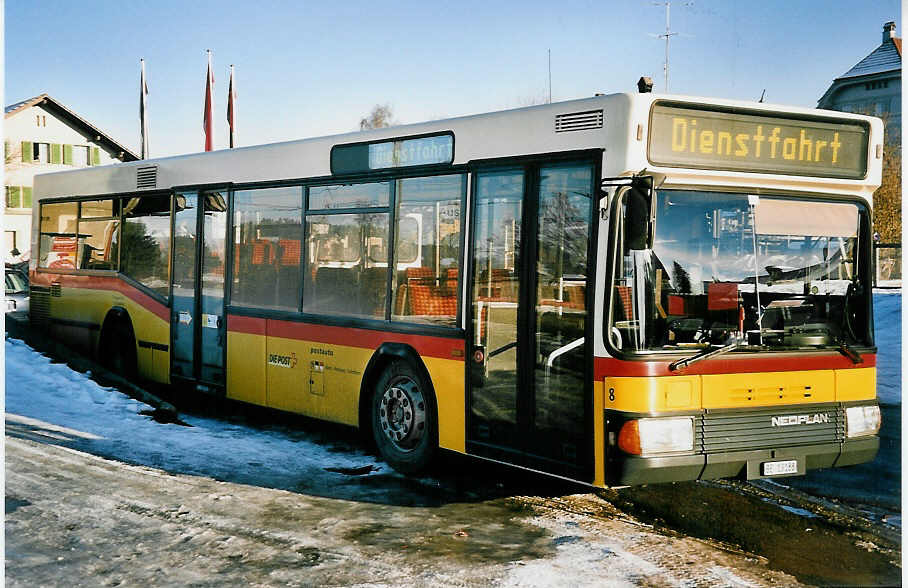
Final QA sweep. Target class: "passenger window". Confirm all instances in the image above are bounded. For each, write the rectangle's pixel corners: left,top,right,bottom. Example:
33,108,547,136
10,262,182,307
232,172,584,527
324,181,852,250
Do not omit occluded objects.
77,218,119,270
231,187,303,310
309,182,389,210
38,201,79,269
80,199,118,218
121,195,171,297
303,212,389,318
391,174,464,326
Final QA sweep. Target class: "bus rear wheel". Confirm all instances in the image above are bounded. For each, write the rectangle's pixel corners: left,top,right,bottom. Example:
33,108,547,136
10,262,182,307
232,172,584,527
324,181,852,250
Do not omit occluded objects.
371,361,437,474
101,318,137,379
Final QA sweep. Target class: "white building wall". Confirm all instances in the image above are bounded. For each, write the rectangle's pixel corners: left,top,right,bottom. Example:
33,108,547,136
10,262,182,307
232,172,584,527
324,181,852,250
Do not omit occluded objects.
4,102,129,262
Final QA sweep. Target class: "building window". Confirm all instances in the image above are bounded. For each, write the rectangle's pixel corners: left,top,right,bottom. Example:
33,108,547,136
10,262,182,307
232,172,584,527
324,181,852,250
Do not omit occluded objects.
35,115,46,127
72,145,90,167
5,186,32,209
33,143,49,163
864,80,890,91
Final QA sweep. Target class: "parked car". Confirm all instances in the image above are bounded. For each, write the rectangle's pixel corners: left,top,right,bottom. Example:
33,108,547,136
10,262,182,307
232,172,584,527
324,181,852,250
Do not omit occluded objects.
6,266,29,315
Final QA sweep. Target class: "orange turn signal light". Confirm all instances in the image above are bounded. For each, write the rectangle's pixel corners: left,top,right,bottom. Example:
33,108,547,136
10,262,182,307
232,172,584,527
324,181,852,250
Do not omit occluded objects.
617,420,642,455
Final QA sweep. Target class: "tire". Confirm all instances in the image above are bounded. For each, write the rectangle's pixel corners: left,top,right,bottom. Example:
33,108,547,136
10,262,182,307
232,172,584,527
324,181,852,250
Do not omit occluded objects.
102,319,137,380
371,360,438,474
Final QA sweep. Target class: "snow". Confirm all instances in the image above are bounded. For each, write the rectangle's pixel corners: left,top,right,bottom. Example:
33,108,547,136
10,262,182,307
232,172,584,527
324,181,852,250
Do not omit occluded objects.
872,291,900,406
4,337,399,504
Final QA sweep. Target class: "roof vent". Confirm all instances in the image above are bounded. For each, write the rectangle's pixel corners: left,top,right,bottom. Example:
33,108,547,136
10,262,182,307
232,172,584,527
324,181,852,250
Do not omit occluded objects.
555,109,603,132
136,166,158,189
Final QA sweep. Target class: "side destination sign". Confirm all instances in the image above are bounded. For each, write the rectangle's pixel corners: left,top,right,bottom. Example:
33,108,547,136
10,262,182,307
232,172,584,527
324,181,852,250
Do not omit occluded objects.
648,102,869,179
332,133,453,174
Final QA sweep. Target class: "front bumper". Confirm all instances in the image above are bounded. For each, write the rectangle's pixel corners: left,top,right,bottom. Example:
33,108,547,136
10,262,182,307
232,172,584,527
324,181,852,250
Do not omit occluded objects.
611,436,879,486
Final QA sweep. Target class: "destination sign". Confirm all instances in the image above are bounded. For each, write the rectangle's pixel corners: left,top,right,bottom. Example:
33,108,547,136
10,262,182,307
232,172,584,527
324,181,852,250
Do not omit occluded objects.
332,134,453,174
648,103,869,179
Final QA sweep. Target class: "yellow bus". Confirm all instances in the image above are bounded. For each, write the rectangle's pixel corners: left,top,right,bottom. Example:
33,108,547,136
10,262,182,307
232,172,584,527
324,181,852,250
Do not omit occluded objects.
30,91,883,485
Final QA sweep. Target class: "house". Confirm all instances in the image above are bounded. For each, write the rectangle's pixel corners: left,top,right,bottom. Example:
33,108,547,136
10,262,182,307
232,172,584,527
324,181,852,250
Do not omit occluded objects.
4,94,139,261
817,21,901,145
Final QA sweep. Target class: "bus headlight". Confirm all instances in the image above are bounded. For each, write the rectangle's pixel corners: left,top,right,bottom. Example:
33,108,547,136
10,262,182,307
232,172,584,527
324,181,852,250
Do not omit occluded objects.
617,417,694,455
845,405,881,438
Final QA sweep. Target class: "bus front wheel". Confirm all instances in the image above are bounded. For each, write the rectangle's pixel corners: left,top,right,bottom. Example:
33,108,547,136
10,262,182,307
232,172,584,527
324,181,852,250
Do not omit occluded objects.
371,361,437,474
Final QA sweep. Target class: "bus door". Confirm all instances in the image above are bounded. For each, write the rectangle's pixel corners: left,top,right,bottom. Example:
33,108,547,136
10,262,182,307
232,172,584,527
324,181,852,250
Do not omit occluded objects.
467,162,595,480
170,190,229,389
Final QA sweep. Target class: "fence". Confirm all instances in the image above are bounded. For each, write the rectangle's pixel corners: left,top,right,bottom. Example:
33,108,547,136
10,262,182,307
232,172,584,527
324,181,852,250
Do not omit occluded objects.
874,243,901,288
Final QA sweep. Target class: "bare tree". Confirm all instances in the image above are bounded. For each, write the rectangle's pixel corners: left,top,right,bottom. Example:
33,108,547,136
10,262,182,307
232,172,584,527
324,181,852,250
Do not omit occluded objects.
874,148,901,242
359,104,395,130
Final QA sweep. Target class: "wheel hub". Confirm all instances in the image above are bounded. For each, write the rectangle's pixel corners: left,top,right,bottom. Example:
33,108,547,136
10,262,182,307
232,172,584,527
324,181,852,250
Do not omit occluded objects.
379,377,426,451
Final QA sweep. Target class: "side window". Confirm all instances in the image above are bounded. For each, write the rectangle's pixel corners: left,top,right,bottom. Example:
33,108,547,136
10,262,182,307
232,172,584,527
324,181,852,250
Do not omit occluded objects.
303,212,390,318
231,187,303,310
121,195,171,297
38,201,78,269
391,174,464,326
303,181,391,319
77,199,120,270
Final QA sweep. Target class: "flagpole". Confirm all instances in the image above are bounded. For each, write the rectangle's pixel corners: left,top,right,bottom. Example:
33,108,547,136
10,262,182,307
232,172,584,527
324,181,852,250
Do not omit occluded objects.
227,64,236,148
204,49,214,151
140,58,149,159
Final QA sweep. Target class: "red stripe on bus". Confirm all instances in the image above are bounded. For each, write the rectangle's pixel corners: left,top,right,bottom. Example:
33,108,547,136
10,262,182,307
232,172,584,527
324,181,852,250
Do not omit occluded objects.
594,353,876,379
228,314,465,361
227,314,266,335
30,272,169,321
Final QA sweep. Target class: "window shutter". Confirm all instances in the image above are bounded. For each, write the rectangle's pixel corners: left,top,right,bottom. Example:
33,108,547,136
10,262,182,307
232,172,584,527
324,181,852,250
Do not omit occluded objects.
23,187,33,208
50,143,63,164
63,144,73,165
91,147,101,166
8,186,21,208
21,141,32,163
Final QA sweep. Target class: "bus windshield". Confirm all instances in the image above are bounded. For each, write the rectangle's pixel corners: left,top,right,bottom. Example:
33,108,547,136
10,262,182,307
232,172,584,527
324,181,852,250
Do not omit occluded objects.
609,189,870,354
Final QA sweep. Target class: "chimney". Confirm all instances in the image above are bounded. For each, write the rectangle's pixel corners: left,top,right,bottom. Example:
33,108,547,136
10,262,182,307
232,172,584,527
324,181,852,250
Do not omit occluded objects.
883,21,896,43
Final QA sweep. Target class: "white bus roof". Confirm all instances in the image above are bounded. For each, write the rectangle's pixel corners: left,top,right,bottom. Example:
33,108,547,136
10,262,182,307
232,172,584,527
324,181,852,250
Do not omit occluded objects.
33,92,882,203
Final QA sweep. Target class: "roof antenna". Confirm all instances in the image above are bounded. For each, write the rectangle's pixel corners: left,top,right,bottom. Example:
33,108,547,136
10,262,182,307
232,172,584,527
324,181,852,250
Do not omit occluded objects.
650,1,693,92
758,89,766,103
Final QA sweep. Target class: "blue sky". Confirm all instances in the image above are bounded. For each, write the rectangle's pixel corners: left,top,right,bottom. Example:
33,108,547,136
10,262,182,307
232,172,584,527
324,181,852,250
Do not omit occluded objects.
5,1,901,157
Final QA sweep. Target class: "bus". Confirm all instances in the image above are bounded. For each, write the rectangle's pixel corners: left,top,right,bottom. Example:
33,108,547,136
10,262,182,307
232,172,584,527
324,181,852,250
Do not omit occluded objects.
30,90,883,486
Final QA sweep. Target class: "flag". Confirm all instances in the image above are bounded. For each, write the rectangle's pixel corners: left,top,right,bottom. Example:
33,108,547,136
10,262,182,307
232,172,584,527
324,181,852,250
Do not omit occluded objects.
227,65,236,148
203,50,214,151
140,59,149,159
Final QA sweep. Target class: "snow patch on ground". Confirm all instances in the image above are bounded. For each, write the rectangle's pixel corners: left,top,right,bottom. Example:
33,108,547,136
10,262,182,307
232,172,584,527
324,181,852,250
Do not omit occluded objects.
872,291,900,406
5,337,394,502
500,513,766,587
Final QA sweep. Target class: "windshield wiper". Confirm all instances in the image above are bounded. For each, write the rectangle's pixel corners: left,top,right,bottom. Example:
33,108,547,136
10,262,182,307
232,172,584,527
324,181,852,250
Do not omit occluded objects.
837,340,863,364
669,341,740,372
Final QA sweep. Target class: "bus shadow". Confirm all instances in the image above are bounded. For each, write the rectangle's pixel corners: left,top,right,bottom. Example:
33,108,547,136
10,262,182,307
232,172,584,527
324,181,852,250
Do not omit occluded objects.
174,395,589,507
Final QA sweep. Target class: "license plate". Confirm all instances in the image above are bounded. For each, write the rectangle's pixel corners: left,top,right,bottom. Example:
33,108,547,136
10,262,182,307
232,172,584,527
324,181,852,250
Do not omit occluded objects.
762,460,798,476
